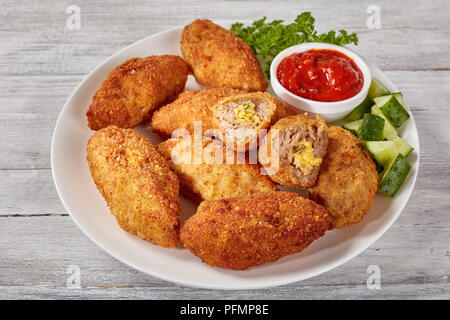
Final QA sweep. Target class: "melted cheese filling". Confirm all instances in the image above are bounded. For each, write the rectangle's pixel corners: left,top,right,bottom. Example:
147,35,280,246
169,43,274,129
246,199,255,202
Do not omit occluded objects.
234,101,261,124
289,140,322,174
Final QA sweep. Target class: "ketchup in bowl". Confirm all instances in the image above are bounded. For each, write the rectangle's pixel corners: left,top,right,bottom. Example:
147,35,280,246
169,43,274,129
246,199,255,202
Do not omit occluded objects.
276,49,364,102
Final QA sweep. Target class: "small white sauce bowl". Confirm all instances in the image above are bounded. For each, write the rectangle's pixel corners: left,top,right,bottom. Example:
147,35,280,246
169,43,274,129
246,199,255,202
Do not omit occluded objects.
270,42,371,122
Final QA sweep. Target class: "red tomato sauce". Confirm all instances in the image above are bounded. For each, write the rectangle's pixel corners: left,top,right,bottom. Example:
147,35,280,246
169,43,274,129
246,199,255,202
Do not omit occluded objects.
277,49,364,102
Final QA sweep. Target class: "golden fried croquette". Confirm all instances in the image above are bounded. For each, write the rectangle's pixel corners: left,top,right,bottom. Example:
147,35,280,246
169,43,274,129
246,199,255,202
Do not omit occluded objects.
87,126,180,247
151,88,278,151
307,126,378,228
151,88,294,139
151,87,242,139
157,136,278,203
259,114,328,188
181,192,334,270
213,91,277,151
271,100,297,123
86,55,190,130
181,19,267,91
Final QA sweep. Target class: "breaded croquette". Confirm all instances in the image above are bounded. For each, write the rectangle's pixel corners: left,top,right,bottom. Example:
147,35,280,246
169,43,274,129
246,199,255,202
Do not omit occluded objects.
271,100,297,123
152,89,278,151
151,87,294,139
87,126,180,247
213,91,277,151
151,87,242,139
86,55,190,130
259,114,328,188
157,136,278,203
181,192,334,270
307,126,378,228
181,19,267,91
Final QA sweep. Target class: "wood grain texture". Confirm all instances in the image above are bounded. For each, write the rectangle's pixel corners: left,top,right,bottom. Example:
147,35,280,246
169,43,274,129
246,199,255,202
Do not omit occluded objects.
0,0,449,299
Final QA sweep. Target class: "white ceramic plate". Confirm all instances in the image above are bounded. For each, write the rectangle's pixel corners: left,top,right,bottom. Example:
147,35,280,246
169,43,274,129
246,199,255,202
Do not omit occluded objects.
51,24,419,290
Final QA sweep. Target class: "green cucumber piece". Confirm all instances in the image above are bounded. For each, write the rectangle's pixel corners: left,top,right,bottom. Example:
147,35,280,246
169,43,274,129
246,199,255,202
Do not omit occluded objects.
374,95,410,128
393,92,405,107
364,141,398,167
392,136,414,158
371,105,398,140
358,114,385,141
372,95,391,106
342,119,363,135
344,96,373,122
379,154,411,197
368,78,390,101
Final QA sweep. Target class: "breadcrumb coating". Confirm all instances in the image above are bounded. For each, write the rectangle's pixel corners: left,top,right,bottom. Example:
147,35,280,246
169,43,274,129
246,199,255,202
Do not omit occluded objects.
181,192,334,270
87,126,180,247
87,55,189,130
307,126,378,228
271,100,296,123
151,87,243,139
151,87,295,139
157,136,278,203
181,19,267,91
152,88,287,152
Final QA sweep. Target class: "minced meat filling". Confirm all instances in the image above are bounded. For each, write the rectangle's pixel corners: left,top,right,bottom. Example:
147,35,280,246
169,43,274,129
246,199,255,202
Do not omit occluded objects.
278,125,325,180
217,99,268,130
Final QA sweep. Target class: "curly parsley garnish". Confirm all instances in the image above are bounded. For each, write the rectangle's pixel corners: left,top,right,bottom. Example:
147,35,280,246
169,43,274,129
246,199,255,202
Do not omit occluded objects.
231,12,359,78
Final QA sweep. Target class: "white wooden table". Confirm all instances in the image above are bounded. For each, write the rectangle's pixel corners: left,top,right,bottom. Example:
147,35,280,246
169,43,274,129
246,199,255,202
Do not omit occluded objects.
1,0,449,299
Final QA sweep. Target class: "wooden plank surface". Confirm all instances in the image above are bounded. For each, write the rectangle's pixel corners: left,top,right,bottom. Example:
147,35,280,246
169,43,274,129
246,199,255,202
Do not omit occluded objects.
0,0,449,299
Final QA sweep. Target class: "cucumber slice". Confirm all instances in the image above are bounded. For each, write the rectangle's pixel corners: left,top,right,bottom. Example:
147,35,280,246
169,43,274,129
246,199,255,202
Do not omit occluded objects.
342,119,363,135
393,92,405,107
358,114,385,141
392,136,414,158
372,95,391,107
379,154,411,197
371,105,398,140
364,141,398,167
373,95,410,128
368,78,390,101
344,96,372,122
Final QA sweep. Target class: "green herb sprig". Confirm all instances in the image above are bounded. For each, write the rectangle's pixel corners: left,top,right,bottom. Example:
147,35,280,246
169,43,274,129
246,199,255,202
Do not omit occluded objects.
231,12,359,78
